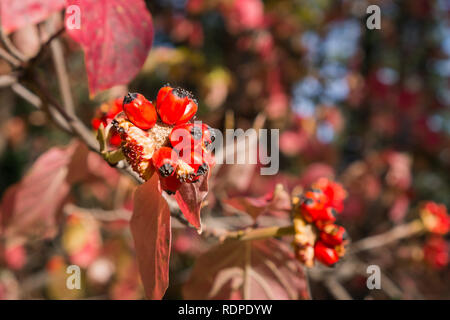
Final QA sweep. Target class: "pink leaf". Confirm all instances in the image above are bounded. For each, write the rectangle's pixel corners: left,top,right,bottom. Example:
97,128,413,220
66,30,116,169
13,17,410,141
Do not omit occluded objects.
0,145,77,239
0,0,66,34
65,0,154,96
175,174,209,231
130,174,171,299
183,239,310,300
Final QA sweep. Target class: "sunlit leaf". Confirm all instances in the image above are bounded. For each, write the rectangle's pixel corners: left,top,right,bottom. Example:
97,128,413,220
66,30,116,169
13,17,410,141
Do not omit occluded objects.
65,0,154,95
183,239,310,300
130,174,171,299
175,174,209,231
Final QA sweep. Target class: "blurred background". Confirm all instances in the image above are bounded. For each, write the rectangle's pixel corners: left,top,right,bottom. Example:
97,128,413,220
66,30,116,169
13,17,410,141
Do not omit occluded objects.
0,0,449,299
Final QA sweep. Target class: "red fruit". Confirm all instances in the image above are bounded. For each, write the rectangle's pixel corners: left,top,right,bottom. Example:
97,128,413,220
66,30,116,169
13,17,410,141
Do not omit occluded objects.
170,122,213,152
151,147,178,178
314,207,338,224
159,175,182,195
109,130,122,147
312,178,347,213
420,202,450,235
300,189,327,222
123,93,157,130
91,118,102,130
319,224,347,246
180,151,209,182
423,236,449,269
156,85,172,110
156,86,198,125
314,241,339,267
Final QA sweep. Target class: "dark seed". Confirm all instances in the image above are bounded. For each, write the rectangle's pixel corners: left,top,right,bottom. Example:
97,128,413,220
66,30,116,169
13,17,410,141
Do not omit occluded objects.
330,208,337,218
123,92,138,105
196,163,209,176
159,163,174,177
172,87,193,99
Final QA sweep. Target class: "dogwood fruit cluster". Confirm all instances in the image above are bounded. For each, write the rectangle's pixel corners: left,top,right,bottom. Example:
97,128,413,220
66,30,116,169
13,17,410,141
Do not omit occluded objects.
291,178,348,267
111,85,215,194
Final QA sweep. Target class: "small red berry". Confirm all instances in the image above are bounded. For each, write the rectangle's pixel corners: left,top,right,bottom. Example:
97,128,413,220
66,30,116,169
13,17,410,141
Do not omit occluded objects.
314,207,338,224
179,151,209,182
300,189,327,222
319,224,347,246
423,236,449,269
109,130,122,147
156,86,198,125
314,241,339,267
152,147,178,178
420,202,450,235
312,178,347,213
159,175,182,195
123,93,157,130
170,122,214,153
91,118,102,130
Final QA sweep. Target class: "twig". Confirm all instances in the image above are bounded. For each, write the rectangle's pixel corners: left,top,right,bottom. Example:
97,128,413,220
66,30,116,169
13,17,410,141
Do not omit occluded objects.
11,82,72,133
350,220,424,254
222,225,295,242
50,35,76,115
0,74,17,87
0,28,26,63
324,278,352,300
0,47,20,67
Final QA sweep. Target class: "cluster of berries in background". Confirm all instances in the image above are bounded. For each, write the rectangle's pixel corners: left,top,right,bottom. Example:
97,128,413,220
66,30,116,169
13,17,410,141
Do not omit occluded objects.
91,98,123,147
419,202,450,269
100,85,216,194
291,178,348,267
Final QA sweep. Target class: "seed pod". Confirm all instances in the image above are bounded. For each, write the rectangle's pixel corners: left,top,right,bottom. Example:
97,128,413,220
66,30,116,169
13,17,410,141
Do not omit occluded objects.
152,147,178,178
113,114,171,181
300,189,327,222
314,241,339,267
319,224,347,246
156,86,198,125
123,93,158,130
170,122,212,152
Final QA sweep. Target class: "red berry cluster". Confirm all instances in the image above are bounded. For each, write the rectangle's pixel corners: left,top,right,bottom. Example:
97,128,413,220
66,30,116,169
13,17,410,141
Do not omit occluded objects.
292,178,348,267
418,202,450,269
91,98,123,146
419,201,450,235
423,236,449,269
112,85,215,194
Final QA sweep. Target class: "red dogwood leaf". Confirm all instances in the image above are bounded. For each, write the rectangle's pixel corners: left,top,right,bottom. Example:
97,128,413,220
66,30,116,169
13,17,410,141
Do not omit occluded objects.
0,0,66,34
65,0,154,96
0,144,77,239
175,174,209,231
183,239,310,300
130,174,171,299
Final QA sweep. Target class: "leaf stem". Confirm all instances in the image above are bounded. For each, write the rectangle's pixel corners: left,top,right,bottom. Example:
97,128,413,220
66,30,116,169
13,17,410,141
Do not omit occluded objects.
223,225,295,242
